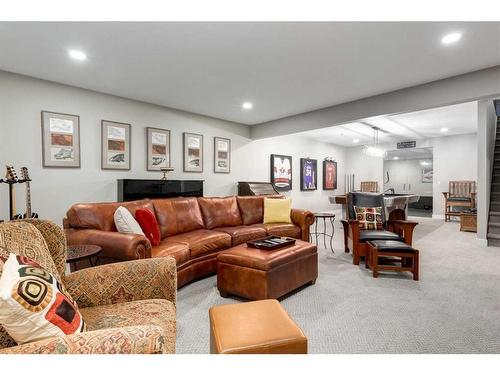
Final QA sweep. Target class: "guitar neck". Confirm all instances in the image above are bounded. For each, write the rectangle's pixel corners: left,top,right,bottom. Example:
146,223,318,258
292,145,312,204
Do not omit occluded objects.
9,184,16,220
25,181,32,217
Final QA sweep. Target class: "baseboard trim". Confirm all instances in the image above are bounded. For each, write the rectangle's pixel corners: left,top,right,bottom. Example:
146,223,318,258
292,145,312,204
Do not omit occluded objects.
476,237,488,247
432,214,445,220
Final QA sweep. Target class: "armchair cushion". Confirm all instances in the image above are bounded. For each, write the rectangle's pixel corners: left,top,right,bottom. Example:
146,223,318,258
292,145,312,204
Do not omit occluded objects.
64,257,177,309
447,197,472,202
359,230,403,242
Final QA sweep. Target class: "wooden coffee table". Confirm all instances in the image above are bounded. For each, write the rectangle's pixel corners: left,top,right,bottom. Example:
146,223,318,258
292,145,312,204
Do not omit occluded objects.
66,244,102,272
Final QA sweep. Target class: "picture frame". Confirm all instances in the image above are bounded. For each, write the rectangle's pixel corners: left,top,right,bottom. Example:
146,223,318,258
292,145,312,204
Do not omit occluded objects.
101,120,131,170
41,111,81,168
270,154,292,191
183,132,203,172
300,158,318,191
214,137,231,173
422,167,433,183
323,160,338,190
146,127,171,171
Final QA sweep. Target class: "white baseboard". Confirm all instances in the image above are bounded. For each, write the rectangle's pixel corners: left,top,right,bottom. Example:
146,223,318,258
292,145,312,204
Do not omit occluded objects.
476,237,489,247
432,214,445,220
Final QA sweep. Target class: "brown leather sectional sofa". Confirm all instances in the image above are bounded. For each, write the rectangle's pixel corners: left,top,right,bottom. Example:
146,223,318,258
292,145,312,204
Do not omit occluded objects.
64,196,315,288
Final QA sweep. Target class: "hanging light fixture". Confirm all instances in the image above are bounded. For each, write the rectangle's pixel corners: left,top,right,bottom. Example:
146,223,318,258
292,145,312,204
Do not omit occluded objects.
363,127,385,158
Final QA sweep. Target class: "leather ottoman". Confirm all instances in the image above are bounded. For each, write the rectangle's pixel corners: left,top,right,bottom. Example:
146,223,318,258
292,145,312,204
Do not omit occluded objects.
209,299,307,354
216,239,318,300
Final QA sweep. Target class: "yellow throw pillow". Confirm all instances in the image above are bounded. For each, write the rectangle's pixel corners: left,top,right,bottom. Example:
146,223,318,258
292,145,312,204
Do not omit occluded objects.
263,197,292,224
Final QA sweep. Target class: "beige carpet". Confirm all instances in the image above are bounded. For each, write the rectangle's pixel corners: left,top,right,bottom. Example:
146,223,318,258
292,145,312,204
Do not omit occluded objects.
176,218,500,353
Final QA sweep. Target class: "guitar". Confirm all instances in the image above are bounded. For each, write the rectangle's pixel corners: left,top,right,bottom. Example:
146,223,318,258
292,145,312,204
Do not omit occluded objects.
5,166,19,220
13,167,38,219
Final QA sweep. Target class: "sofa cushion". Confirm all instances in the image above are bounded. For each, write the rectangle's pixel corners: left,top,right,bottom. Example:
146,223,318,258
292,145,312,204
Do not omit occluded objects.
114,206,145,236
67,200,154,232
359,230,403,242
163,229,232,258
152,198,205,238
213,225,267,246
237,196,265,225
253,223,301,239
198,197,243,229
151,240,190,264
263,198,292,224
135,208,161,246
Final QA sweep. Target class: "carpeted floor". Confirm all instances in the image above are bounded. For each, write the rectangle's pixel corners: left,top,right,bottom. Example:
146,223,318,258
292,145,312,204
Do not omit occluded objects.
176,218,500,354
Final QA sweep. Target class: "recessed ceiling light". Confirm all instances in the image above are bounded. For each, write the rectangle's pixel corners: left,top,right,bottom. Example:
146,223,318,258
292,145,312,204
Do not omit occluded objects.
441,32,462,45
393,157,399,160
353,139,359,143
68,49,87,61
440,127,449,132
242,102,253,110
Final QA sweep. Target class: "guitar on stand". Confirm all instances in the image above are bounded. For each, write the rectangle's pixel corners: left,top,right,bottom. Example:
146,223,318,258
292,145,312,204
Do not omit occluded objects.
13,167,38,219
4,166,19,220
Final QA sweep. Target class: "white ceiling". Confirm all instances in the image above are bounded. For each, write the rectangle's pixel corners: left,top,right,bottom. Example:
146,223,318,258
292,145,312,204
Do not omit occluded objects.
0,22,499,125
299,101,478,147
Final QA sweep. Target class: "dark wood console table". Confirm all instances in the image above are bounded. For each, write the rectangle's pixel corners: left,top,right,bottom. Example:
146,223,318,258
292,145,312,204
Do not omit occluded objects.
118,179,203,201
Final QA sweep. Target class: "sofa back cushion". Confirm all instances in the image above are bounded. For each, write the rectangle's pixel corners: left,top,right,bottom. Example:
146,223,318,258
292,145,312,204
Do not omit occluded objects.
66,200,154,232
152,198,205,238
198,197,243,229
237,195,283,225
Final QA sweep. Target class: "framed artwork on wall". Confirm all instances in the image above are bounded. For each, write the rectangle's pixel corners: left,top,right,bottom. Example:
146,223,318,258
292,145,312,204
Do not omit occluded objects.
214,137,231,173
183,132,203,172
422,167,433,183
41,111,81,168
323,160,337,190
270,154,292,191
300,158,317,191
101,120,131,170
146,127,171,171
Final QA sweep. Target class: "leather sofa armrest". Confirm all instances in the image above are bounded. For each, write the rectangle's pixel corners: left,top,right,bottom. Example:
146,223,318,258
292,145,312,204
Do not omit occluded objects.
65,228,152,261
291,208,315,241
0,326,169,354
386,220,418,245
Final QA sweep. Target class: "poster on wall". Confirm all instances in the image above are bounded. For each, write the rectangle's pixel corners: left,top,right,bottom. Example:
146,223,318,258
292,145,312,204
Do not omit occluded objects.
146,127,170,171
183,132,203,172
101,120,131,170
300,158,317,191
323,160,337,190
214,137,231,173
270,154,292,191
422,167,433,183
41,111,81,168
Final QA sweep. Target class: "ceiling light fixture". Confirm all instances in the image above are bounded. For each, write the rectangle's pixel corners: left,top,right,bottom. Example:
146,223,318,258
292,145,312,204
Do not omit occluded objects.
68,49,87,61
353,139,359,143
242,102,253,110
363,127,385,158
393,157,399,160
441,32,462,45
440,127,449,132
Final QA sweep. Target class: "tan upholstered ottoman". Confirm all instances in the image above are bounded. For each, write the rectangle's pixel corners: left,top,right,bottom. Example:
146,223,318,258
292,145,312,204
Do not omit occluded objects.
217,239,318,300
209,299,307,354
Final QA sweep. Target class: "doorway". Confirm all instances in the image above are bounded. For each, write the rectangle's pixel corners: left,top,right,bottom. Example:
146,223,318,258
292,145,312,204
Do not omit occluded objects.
383,147,433,218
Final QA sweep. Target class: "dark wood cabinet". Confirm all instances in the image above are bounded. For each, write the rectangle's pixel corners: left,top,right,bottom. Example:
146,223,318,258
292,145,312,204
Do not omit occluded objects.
117,179,203,201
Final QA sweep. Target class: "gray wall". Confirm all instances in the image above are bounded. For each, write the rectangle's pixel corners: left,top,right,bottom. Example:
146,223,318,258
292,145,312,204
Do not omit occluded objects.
0,71,346,224
477,100,498,242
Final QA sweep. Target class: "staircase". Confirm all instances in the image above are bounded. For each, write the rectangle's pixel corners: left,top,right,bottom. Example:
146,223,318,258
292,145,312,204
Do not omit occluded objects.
487,116,500,246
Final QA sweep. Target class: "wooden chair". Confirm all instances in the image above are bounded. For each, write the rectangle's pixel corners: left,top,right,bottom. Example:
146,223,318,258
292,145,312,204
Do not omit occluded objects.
442,181,476,222
340,192,418,265
360,181,379,193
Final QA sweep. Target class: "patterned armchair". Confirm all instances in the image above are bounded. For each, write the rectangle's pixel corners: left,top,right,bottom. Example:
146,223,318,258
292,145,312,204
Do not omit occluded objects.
0,219,176,354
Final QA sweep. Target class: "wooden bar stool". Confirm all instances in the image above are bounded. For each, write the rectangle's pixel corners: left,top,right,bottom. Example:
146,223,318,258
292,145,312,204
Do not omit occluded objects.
366,240,419,280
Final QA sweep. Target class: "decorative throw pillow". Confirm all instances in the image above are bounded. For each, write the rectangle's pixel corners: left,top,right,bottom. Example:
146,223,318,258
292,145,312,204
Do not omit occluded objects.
263,197,292,224
354,206,383,230
0,253,86,345
135,208,161,246
114,206,145,235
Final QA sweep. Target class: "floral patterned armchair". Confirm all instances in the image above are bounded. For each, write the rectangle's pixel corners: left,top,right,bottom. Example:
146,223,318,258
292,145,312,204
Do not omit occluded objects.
0,219,176,354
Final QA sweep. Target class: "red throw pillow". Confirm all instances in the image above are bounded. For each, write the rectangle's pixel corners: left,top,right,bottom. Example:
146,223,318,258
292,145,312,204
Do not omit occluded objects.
135,208,161,246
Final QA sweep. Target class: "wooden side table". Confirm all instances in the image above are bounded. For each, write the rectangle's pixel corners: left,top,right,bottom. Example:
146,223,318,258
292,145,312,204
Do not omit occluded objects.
66,244,102,272
460,212,477,232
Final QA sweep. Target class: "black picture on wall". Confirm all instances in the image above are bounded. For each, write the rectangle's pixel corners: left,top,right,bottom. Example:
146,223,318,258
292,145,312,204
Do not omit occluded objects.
270,154,292,191
300,158,317,191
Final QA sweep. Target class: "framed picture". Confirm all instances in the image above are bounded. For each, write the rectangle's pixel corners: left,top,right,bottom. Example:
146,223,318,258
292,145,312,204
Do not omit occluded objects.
300,158,317,191
41,111,81,168
183,132,203,172
101,120,131,170
422,167,433,183
214,137,231,173
270,154,292,191
146,127,171,171
323,160,338,190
